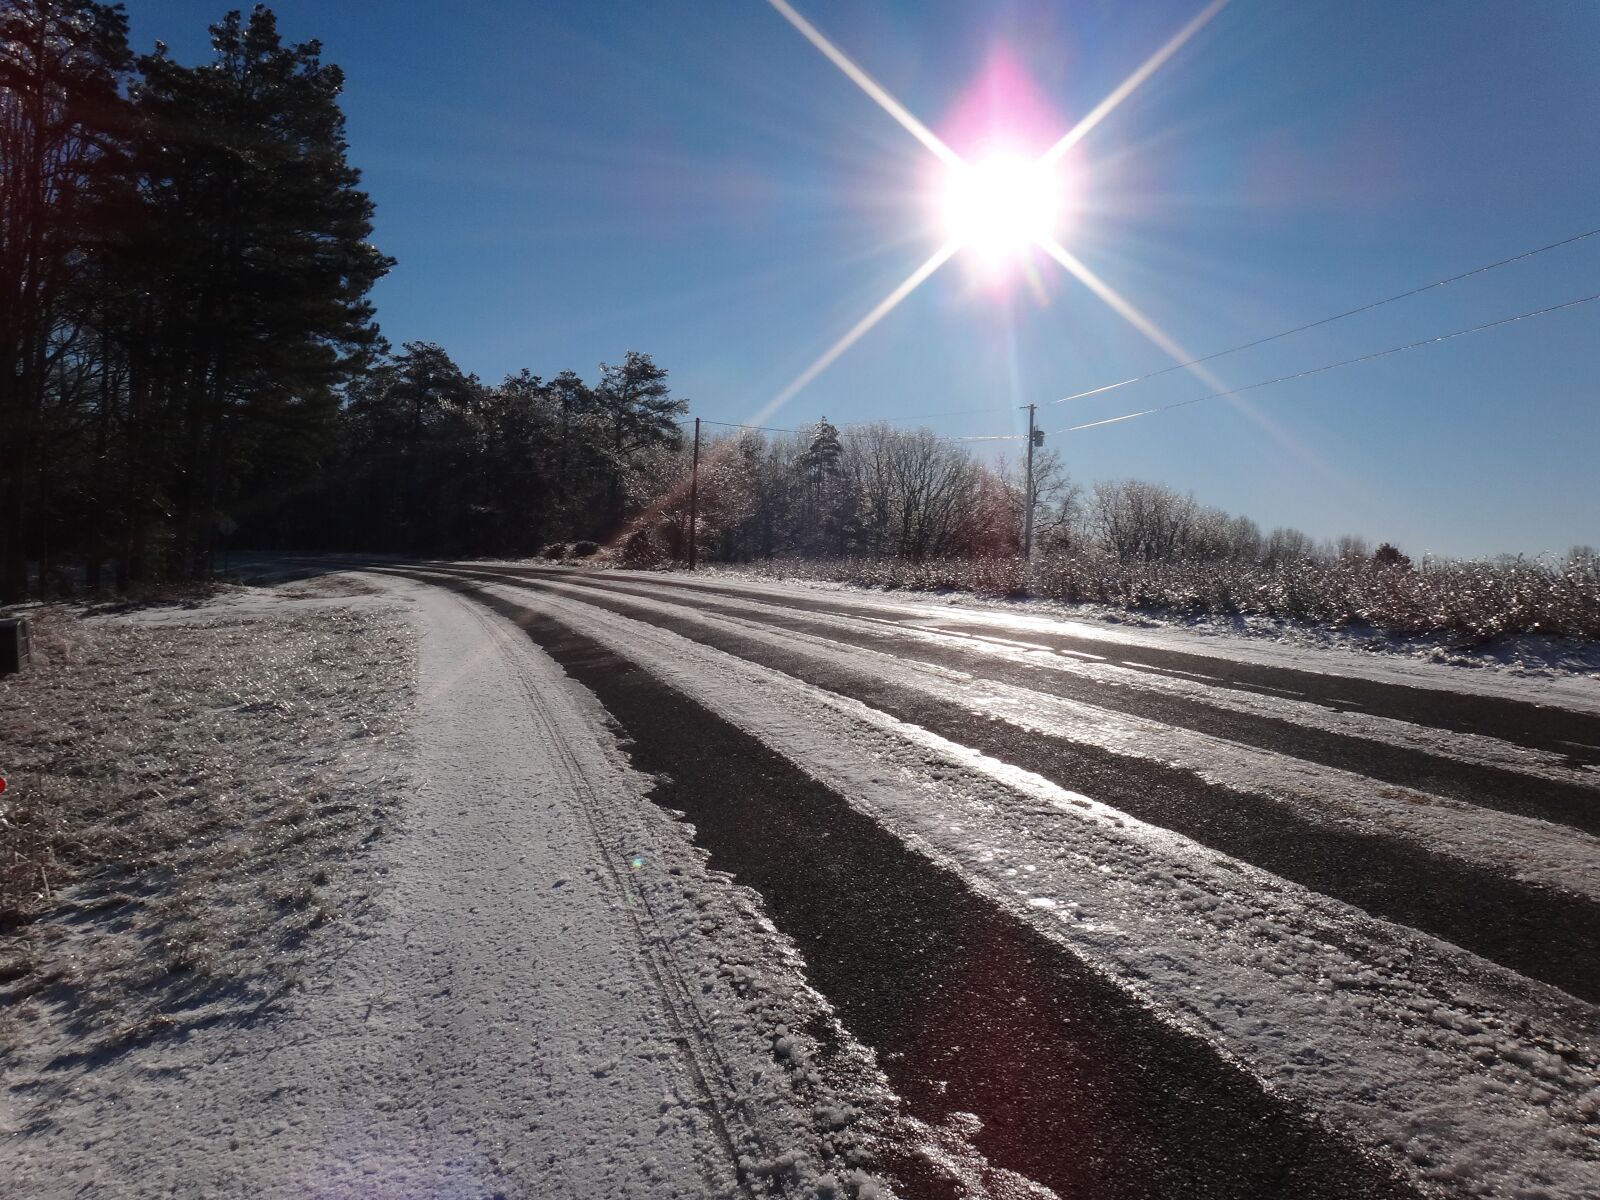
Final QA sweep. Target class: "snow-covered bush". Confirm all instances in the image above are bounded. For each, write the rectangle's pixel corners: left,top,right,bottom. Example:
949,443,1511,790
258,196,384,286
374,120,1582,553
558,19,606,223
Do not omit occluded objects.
714,552,1600,643
619,528,669,568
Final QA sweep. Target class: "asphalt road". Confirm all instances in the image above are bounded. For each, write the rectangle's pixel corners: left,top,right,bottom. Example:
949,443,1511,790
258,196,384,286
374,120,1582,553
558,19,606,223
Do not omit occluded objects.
350,560,1600,1199
415,563,1600,1000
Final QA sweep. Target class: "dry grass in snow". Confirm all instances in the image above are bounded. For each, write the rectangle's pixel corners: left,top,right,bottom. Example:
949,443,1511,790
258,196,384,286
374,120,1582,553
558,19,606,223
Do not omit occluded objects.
0,590,413,1074
708,553,1600,647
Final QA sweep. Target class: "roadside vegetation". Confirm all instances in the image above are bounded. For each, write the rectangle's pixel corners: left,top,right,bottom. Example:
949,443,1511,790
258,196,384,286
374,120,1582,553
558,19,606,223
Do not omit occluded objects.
0,589,411,1069
716,551,1600,644
4,2,1588,650
574,421,1600,644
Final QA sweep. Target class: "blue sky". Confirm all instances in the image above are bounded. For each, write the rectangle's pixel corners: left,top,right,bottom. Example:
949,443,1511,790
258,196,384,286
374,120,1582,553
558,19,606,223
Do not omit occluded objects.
126,1,1598,557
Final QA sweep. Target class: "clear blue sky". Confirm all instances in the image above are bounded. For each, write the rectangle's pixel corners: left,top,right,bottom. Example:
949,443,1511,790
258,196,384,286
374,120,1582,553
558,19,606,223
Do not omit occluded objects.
126,0,1598,558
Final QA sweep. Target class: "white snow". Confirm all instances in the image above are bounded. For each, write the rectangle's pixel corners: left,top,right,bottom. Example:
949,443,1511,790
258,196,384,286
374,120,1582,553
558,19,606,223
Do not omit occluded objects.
512,573,1600,900
478,575,1600,1200
31,558,1593,1197
3,574,896,1200
569,571,1600,786
511,563,1600,713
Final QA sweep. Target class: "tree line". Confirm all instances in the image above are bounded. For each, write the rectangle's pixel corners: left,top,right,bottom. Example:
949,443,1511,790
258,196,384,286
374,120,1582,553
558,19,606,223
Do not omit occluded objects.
274,343,689,557
0,1,716,596
597,418,1405,570
1,1,389,599
9,1,1580,612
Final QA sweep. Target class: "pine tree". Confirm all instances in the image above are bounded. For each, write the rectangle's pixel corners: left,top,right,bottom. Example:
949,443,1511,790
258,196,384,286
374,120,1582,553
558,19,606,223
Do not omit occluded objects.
481,370,558,554
796,417,844,555
798,416,842,484
547,368,595,531
126,4,391,577
337,342,481,551
595,350,686,531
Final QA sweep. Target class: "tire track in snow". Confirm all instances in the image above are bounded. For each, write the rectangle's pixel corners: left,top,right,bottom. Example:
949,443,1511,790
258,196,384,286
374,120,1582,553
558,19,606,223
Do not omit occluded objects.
396,574,941,1198
488,564,1600,759
481,568,1600,901
442,590,762,1192
425,572,1600,1200
515,568,1600,810
445,566,1600,1004
399,570,1420,1200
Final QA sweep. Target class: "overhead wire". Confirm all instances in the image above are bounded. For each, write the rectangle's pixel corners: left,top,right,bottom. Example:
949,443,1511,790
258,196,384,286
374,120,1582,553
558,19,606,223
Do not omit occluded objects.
1050,224,1600,405
675,259,1599,444
694,417,805,435
1051,292,1600,434
687,412,1007,441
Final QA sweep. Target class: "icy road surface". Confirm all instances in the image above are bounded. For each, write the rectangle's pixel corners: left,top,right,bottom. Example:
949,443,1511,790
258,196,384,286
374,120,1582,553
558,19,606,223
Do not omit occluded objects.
369,560,1600,1200
13,558,1594,1200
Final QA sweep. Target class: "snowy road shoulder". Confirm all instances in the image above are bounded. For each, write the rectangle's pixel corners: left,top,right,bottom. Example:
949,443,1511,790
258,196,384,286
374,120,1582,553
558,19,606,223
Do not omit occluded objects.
2,572,892,1200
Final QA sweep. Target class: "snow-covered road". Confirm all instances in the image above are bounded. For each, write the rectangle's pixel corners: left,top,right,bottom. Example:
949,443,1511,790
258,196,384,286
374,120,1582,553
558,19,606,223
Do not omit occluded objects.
16,558,1593,1199
370,561,1600,1200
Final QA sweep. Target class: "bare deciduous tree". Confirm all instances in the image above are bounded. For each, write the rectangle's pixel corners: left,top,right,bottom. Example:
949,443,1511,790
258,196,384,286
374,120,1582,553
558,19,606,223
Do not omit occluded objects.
1090,480,1197,562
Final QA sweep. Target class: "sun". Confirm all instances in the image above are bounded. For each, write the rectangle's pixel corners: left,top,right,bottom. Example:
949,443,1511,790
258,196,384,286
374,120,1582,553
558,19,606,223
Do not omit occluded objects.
940,150,1063,268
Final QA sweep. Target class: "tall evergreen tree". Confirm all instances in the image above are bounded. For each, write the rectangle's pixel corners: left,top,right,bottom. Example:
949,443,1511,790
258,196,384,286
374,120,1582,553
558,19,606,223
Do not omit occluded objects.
126,4,390,576
336,342,481,552
594,350,686,530
547,367,596,533
796,416,843,555
481,369,558,553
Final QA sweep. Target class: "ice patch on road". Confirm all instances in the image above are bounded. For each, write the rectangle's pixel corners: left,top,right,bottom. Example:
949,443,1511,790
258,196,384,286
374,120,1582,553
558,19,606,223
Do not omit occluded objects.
488,578,1600,1200
573,571,1600,789
476,557,1600,706
515,572,1600,901
684,566,1600,695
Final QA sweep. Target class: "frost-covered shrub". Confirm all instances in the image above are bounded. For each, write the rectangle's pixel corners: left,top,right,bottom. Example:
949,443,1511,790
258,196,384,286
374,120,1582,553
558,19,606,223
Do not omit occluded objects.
570,540,599,558
541,542,567,560
619,528,668,568
712,552,1600,642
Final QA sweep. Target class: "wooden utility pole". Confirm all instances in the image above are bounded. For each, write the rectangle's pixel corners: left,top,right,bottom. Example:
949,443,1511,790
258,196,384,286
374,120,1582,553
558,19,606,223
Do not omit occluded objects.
1022,403,1040,560
688,417,701,570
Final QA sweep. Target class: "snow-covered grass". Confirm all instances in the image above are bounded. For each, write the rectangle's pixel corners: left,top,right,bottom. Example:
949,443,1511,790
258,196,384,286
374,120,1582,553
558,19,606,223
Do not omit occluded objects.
4,571,902,1198
0,590,412,1066
699,553,1600,670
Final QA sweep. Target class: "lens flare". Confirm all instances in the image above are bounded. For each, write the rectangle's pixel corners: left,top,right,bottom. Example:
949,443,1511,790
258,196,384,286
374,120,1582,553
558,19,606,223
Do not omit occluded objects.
758,0,1233,421
750,239,962,427
941,152,1063,270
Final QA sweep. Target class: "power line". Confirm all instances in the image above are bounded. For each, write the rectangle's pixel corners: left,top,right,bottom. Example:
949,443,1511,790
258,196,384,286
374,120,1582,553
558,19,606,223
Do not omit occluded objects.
690,413,1010,441
681,289,1595,444
695,417,804,435
1050,292,1600,435
1050,224,1600,406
